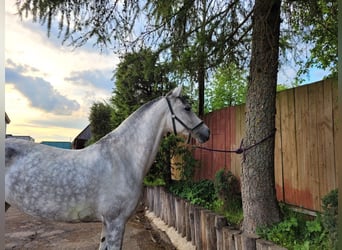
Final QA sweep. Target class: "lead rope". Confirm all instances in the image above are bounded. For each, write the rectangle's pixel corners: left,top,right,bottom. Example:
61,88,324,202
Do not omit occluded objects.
193,129,276,162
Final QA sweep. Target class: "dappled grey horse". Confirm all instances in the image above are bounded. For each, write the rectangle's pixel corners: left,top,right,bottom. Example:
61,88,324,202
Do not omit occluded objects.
5,86,210,250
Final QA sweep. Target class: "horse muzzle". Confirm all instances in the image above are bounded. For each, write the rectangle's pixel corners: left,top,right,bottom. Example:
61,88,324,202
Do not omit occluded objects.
193,125,210,144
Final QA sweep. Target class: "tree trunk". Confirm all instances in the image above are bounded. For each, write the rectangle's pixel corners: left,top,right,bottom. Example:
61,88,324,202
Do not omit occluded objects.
241,0,281,233
198,64,205,117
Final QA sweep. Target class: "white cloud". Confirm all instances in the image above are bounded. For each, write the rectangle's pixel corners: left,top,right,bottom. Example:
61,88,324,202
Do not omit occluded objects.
5,1,119,142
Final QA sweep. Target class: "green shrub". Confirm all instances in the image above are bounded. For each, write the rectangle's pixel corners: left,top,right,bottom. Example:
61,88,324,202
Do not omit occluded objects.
213,169,243,225
257,205,331,249
145,134,198,186
214,170,241,208
168,179,217,209
321,189,338,249
168,169,243,226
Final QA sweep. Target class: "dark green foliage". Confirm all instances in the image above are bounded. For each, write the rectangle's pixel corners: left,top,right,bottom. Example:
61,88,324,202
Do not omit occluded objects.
321,189,338,249
205,64,247,113
257,204,332,249
145,134,198,187
214,169,241,211
213,169,243,226
110,48,175,128
282,0,337,80
88,101,114,143
167,169,243,226
16,0,141,49
168,179,217,209
146,0,253,116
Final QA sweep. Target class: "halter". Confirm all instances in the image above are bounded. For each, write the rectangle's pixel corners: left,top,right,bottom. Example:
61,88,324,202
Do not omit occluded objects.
165,97,204,136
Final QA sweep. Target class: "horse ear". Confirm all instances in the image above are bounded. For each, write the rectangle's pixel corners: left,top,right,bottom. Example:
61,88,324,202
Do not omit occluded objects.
167,86,182,97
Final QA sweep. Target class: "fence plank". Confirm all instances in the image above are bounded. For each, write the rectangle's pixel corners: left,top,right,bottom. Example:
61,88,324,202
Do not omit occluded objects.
194,80,338,212
274,92,284,202
278,89,298,206
295,85,314,209
319,80,336,196
231,105,244,178
332,80,339,186
213,109,227,174
225,107,233,172
308,83,321,211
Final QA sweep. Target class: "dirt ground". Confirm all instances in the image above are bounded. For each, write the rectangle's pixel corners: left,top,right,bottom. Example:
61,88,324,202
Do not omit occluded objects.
5,205,176,250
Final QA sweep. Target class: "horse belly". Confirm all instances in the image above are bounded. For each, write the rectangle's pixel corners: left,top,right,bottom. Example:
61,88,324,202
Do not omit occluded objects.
5,160,101,222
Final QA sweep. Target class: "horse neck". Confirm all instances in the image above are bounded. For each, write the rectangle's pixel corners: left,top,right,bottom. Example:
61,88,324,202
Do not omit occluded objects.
100,98,168,179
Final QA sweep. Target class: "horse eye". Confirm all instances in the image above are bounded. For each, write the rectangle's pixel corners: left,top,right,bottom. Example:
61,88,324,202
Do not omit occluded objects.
184,105,191,111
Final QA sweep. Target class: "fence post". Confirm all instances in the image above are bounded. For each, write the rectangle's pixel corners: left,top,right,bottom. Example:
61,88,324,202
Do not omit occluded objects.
222,227,240,250
206,212,217,250
175,197,180,233
145,187,151,211
169,193,176,227
200,209,213,249
176,198,186,237
189,203,196,245
256,239,274,250
194,206,202,250
153,186,160,216
215,215,227,250
241,232,259,250
185,201,192,241
160,187,166,223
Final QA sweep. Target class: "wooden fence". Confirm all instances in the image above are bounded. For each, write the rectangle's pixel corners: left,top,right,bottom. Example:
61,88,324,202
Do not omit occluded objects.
144,186,286,250
193,79,338,212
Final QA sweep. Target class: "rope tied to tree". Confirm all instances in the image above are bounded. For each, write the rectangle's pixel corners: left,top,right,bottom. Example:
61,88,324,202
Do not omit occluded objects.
193,129,276,161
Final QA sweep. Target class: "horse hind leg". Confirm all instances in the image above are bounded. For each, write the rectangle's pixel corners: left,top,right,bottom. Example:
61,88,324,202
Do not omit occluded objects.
5,202,10,212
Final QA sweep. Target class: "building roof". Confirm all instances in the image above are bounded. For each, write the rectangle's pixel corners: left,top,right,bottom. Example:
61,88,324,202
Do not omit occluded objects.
74,124,91,140
72,124,92,149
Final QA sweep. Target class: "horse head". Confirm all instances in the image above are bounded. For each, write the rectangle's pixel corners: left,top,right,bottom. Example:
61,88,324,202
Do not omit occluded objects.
165,86,210,143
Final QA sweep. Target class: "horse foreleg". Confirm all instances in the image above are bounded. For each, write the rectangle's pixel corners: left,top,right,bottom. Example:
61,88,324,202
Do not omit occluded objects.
98,217,126,250
98,221,107,250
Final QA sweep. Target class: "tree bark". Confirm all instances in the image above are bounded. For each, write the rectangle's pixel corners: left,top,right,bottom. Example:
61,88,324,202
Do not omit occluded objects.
241,0,281,233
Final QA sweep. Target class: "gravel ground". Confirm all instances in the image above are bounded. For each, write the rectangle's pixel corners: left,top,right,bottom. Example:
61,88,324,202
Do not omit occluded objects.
5,205,175,250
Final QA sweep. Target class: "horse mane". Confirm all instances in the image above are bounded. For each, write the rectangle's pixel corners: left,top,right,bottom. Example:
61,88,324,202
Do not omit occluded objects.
95,96,164,144
128,96,163,121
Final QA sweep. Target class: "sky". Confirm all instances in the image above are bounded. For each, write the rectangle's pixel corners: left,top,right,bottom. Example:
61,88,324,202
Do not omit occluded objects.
5,2,118,142
5,1,330,143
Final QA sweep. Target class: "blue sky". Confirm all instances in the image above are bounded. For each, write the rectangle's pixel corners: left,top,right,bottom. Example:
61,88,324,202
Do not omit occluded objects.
5,1,330,143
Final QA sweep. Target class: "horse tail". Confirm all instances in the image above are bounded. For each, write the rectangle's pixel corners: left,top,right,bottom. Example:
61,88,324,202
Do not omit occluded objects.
5,146,20,168
5,202,10,212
